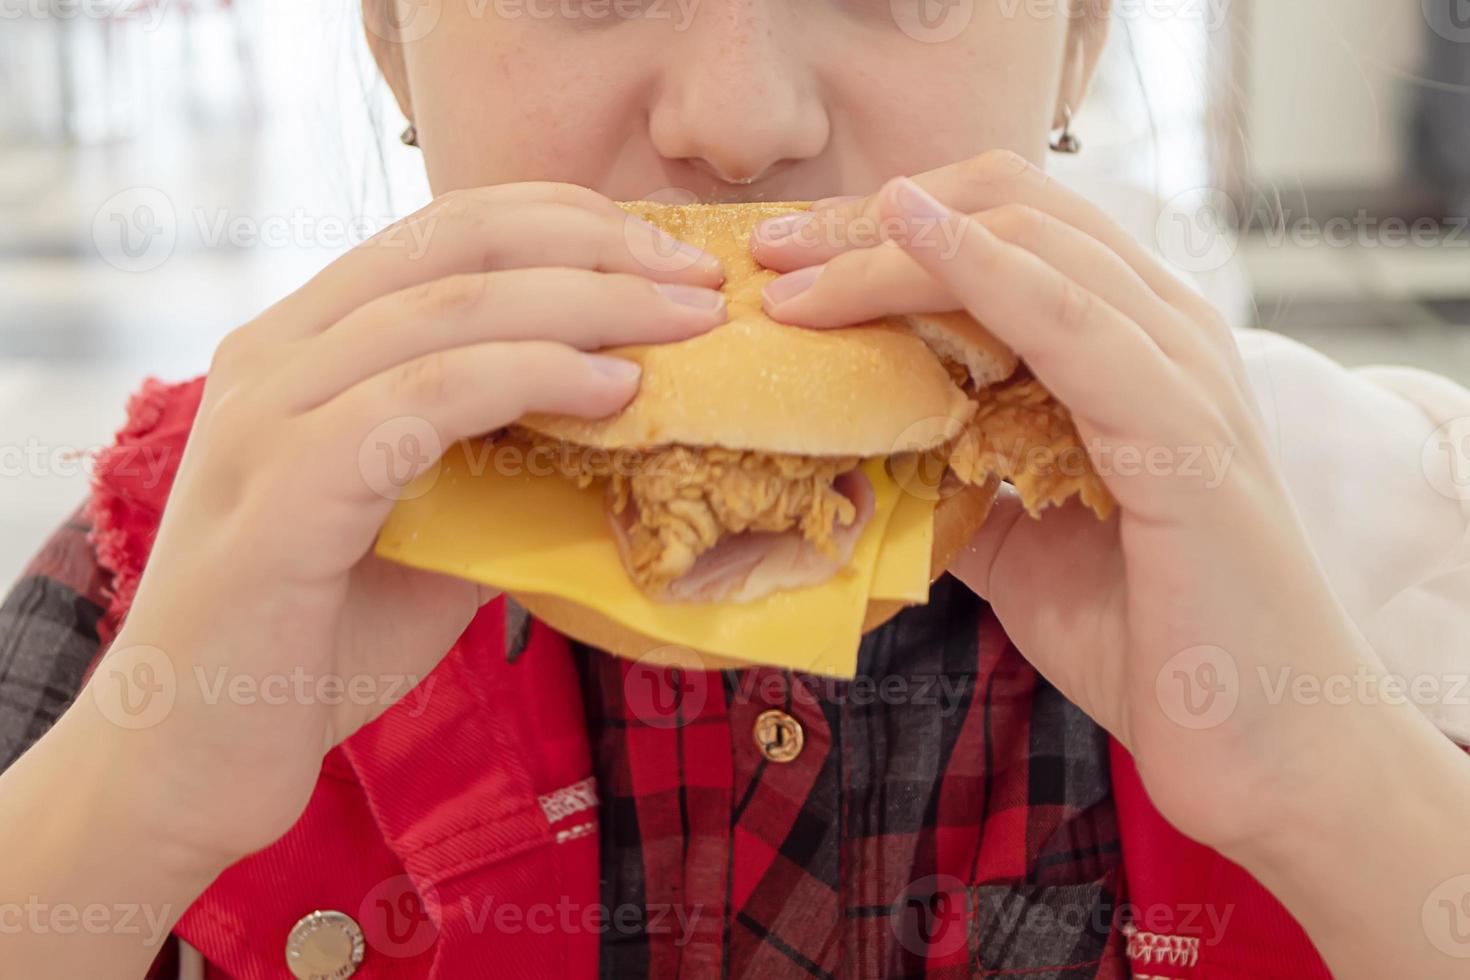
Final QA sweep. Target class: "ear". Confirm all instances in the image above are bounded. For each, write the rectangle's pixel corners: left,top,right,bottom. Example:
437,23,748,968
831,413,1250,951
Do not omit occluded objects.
363,1,415,125
1055,2,1111,129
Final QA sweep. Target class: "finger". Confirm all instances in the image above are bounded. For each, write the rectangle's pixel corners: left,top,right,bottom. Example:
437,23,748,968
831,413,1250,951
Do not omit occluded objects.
312,341,643,506
281,269,726,409
764,206,1182,349
878,176,1182,440
755,151,1212,321
265,191,724,337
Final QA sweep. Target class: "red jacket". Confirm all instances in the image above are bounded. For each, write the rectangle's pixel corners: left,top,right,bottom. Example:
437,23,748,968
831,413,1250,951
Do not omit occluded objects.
91,378,1332,979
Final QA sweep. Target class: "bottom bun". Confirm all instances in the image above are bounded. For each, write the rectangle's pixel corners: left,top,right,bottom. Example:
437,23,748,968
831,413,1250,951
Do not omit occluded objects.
513,477,1001,674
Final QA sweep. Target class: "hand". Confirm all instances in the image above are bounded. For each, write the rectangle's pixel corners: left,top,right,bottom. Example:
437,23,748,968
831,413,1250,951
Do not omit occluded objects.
84,183,728,863
751,152,1392,855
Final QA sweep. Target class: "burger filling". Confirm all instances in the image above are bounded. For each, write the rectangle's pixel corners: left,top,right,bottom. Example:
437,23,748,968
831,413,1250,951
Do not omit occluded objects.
938,360,1115,520
510,427,872,602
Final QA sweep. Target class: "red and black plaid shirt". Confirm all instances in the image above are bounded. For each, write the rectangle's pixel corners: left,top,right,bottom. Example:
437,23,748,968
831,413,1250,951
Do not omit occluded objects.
1,510,1129,979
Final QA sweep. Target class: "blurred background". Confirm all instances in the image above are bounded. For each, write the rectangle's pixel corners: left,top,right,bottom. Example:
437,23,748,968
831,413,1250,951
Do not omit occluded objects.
0,0,1467,583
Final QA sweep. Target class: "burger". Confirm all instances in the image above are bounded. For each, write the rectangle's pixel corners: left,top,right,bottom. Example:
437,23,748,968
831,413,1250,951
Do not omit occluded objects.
376,202,1111,674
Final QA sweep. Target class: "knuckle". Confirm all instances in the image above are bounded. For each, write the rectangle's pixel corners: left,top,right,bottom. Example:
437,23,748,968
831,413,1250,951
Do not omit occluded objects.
208,323,257,376
393,350,460,407
523,181,613,211
961,149,1032,187
424,187,493,234
1051,280,1097,334
407,274,489,321
985,203,1048,248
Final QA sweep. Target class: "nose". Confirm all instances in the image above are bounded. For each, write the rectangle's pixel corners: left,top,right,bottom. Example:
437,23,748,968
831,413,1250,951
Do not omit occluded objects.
647,5,830,188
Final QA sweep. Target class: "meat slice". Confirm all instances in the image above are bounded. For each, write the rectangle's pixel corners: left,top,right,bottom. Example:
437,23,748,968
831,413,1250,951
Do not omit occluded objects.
612,468,876,604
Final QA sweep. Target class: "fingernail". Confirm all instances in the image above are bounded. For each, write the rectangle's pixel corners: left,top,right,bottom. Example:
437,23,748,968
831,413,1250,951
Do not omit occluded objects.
586,354,642,383
654,282,727,313
652,227,720,268
892,177,951,222
634,219,722,272
753,212,815,245
763,265,824,306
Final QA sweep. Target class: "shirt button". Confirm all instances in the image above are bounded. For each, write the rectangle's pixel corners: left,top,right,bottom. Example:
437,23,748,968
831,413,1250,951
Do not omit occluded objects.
285,910,366,980
754,709,804,763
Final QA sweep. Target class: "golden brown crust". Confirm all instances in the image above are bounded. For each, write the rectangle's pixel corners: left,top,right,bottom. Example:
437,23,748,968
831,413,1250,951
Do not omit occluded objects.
948,374,1115,520
517,202,977,457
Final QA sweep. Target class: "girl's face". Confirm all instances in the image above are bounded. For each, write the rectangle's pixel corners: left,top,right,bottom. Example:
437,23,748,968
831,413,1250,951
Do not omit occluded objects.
367,1,1107,200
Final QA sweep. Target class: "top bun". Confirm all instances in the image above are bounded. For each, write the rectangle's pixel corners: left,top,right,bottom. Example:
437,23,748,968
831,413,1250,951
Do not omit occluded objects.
518,202,978,458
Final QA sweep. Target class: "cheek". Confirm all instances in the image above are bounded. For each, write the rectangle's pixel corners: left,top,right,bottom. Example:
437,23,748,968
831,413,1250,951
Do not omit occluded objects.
407,32,643,194
824,37,1062,176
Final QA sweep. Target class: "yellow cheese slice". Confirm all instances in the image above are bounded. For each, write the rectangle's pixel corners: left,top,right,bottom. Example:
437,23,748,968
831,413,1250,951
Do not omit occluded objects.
868,478,936,603
375,441,925,676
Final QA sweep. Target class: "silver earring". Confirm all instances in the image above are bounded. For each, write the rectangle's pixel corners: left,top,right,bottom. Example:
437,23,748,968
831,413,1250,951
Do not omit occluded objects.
1049,105,1081,155
400,124,419,148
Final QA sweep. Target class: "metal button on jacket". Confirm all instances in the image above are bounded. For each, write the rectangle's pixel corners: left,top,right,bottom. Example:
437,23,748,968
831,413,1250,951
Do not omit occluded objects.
753,709,804,763
285,909,366,980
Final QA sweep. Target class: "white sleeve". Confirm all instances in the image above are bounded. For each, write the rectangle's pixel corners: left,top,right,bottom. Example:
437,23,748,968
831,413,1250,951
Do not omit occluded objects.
1237,329,1470,745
